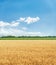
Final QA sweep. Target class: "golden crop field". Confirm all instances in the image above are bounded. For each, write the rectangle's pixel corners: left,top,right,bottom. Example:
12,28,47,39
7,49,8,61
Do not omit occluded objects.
0,40,56,65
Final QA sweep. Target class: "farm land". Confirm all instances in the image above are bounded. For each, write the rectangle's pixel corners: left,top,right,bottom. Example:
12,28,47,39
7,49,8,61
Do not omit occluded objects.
0,40,56,65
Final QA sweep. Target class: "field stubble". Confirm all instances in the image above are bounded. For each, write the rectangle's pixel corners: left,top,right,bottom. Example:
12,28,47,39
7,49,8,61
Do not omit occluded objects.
0,40,56,65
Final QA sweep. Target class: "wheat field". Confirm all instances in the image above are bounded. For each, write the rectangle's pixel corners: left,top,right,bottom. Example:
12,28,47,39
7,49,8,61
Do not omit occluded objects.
0,40,56,65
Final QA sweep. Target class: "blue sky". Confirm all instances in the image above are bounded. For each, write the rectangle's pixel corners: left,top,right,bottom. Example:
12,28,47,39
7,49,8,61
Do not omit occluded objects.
0,0,56,36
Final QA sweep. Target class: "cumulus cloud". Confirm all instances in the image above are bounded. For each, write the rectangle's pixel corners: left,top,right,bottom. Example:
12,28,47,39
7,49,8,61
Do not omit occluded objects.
0,16,41,37
19,18,25,21
17,16,40,24
0,16,40,27
0,27,47,37
25,17,40,24
0,21,10,27
0,21,19,27
0,28,23,36
10,21,20,26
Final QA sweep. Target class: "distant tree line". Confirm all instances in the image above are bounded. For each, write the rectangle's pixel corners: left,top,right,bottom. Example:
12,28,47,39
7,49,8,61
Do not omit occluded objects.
0,36,56,38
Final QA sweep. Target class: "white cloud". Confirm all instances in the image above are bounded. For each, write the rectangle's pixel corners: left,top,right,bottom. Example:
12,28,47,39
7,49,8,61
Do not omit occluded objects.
0,28,23,36
16,17,25,22
10,21,20,26
0,16,40,27
0,16,41,37
19,17,25,21
0,21,19,27
0,27,47,37
23,32,42,36
0,21,10,27
25,17,40,24
17,16,40,24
